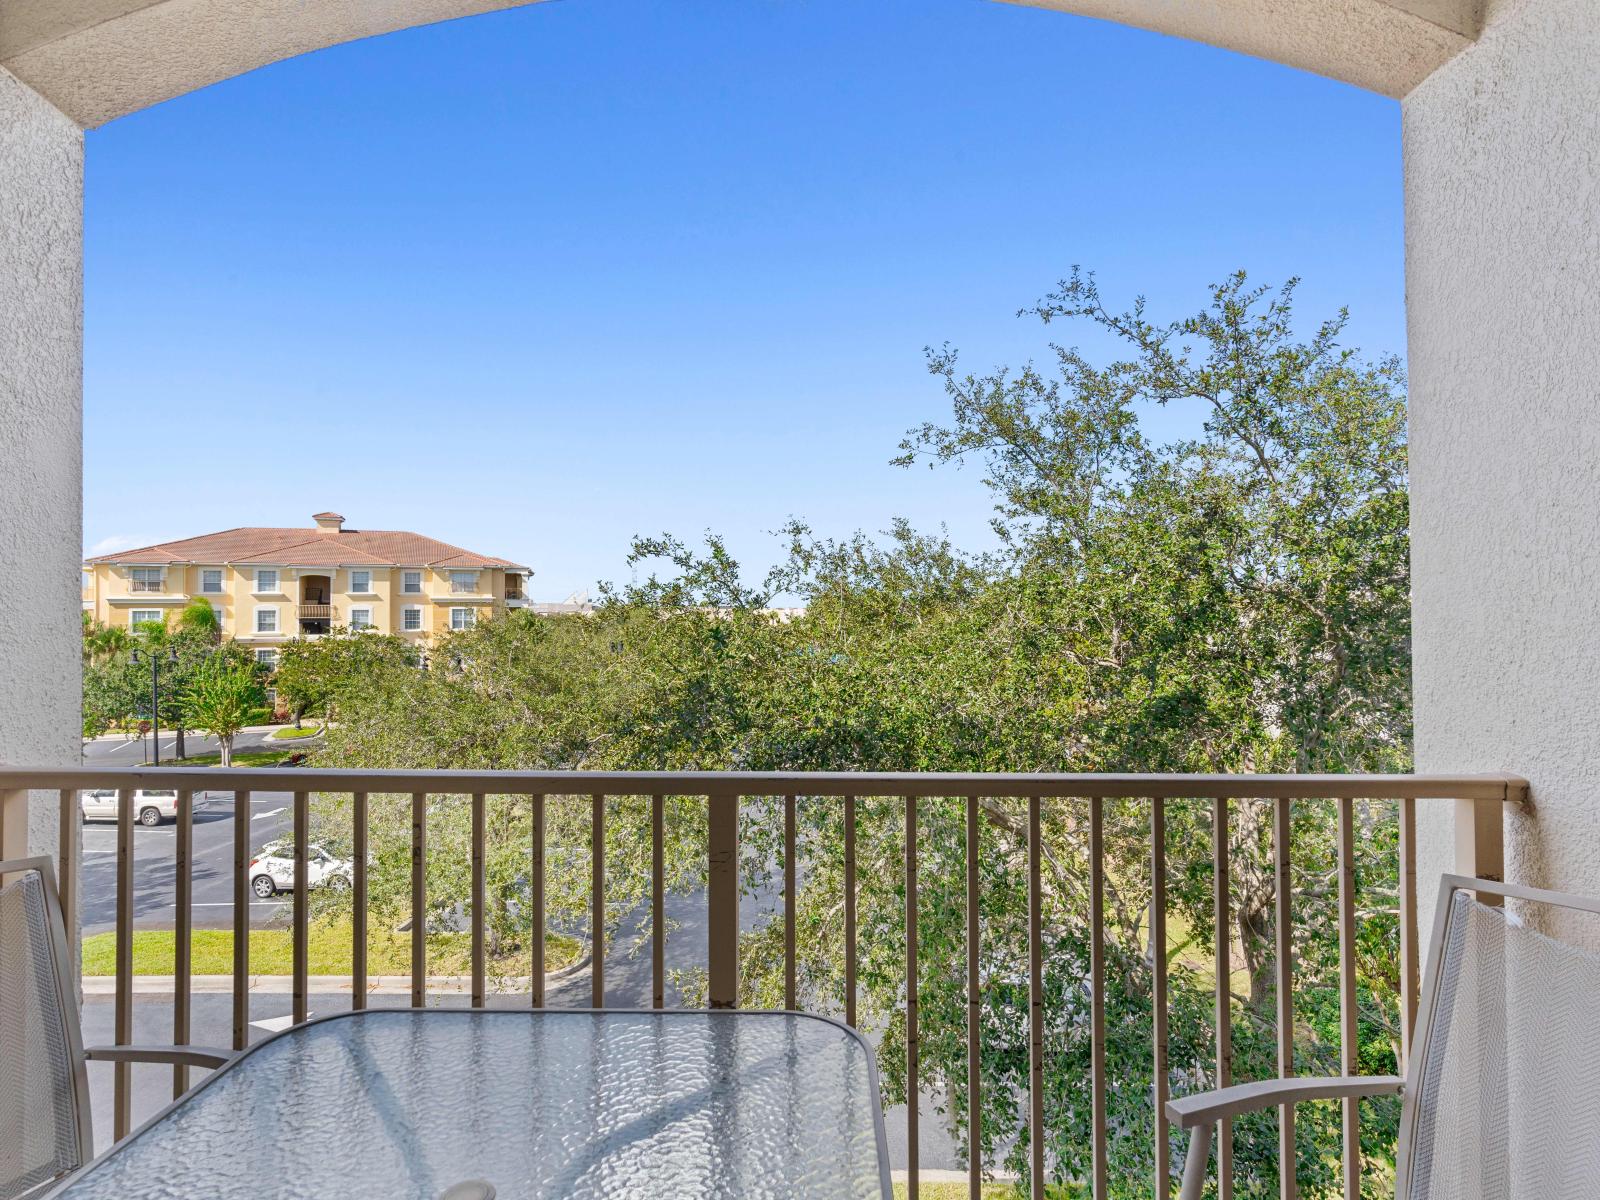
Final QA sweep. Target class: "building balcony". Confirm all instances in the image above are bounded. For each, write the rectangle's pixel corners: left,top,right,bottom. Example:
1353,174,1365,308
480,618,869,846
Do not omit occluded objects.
0,766,1524,1195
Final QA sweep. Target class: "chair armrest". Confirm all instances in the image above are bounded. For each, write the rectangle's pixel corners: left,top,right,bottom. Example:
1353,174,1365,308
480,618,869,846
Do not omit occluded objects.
84,1044,234,1070
1167,1075,1402,1129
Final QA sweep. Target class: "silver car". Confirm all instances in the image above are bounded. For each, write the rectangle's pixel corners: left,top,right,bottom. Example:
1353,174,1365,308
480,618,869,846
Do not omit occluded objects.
81,788,185,827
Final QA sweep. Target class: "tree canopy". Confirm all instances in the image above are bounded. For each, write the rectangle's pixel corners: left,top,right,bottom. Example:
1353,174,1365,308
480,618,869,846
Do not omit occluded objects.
204,272,1414,1197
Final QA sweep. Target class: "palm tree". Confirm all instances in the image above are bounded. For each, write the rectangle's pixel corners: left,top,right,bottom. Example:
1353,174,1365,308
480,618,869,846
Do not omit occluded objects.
82,616,133,665
177,597,222,642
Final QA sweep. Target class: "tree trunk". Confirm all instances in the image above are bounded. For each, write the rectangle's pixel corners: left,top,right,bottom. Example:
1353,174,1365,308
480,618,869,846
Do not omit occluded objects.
220,735,232,768
175,725,186,760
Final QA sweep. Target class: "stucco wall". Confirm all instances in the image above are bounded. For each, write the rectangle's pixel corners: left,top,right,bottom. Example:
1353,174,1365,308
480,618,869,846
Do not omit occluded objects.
4,0,1476,128
0,67,82,862
1406,0,1600,929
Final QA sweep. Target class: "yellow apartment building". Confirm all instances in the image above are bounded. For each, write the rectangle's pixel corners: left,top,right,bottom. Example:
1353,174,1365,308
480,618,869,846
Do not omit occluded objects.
82,512,529,668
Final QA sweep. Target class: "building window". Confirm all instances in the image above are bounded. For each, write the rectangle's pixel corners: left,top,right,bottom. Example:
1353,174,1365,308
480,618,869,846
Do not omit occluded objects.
255,649,278,668
129,609,162,626
402,571,422,594
255,569,278,593
129,567,163,593
211,605,225,628
402,606,423,632
450,607,475,631
256,607,278,634
264,687,278,707
349,608,373,630
350,570,371,593
200,569,223,593
450,571,477,594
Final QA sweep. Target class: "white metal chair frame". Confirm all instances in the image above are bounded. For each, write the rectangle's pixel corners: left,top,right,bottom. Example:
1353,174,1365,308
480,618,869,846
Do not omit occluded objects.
0,856,233,1200
1168,873,1596,1199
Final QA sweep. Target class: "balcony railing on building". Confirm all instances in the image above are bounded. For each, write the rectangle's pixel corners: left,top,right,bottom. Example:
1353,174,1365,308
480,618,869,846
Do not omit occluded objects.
0,767,1524,1199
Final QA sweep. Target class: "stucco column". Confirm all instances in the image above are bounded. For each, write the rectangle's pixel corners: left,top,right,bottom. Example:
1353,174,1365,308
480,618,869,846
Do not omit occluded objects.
1405,0,1600,926
0,65,82,864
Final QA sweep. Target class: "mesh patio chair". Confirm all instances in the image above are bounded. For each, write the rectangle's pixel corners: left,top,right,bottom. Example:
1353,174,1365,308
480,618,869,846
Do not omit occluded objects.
0,856,232,1200
1169,873,1600,1200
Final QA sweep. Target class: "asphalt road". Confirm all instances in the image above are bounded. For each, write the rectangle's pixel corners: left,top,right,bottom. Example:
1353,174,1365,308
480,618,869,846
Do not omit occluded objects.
80,728,299,934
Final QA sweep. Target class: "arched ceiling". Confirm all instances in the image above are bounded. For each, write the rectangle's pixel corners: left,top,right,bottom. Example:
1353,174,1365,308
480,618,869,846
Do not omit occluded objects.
0,0,1481,128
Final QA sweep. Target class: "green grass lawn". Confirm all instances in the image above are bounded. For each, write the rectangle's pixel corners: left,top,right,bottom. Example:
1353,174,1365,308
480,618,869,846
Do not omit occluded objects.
892,1185,1019,1198
270,724,323,740
83,916,580,977
171,749,293,767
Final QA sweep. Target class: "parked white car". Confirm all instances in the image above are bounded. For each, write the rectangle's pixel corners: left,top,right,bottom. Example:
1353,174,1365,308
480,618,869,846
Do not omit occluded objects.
248,842,353,899
80,788,189,828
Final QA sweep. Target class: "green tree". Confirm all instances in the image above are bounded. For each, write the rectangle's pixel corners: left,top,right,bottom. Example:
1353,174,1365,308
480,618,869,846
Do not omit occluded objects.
183,657,266,767
273,629,420,728
176,596,223,642
296,271,1411,1197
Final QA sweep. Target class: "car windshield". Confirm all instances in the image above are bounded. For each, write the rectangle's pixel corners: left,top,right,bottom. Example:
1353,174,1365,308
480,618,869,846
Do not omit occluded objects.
141,791,176,798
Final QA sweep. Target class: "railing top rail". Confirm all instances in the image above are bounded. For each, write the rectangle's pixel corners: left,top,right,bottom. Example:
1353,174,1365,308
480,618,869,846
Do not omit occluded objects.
0,767,1529,802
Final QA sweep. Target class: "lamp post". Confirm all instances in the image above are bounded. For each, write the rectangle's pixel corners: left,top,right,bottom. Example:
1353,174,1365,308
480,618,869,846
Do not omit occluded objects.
131,645,180,766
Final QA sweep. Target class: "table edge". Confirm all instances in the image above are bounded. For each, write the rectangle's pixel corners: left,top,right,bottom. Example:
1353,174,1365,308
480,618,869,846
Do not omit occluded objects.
47,1008,892,1200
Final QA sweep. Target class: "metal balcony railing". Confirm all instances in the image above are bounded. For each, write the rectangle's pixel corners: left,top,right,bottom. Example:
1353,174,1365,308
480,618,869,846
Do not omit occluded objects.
0,768,1527,1198
297,604,334,621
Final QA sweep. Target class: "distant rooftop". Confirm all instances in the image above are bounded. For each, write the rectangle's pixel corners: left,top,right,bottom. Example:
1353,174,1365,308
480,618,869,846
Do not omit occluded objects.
84,514,528,571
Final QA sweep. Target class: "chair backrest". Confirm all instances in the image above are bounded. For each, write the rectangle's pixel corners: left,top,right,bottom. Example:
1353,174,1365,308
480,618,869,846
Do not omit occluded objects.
1399,874,1600,1199
0,857,91,1200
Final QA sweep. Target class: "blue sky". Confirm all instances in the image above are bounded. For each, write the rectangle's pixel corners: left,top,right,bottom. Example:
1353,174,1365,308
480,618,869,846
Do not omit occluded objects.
84,0,1404,600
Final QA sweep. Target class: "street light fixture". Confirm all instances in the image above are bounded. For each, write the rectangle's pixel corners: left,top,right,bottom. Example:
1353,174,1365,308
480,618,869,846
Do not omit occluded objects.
131,644,180,766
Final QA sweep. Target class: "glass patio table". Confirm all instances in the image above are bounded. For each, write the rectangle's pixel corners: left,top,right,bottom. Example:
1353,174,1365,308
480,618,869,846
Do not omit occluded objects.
49,1009,890,1200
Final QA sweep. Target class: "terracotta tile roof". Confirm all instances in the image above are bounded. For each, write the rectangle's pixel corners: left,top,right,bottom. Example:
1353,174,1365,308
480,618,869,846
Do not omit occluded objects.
85,526,525,570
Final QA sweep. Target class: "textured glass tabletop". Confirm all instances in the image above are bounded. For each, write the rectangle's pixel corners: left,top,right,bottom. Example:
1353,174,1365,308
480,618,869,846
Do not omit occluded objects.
53,1010,889,1199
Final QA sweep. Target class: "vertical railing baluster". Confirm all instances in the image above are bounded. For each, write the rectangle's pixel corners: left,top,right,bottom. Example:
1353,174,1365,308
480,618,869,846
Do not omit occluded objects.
784,793,797,1010
232,790,249,1051
591,793,605,1009
57,789,75,956
173,788,193,1098
411,791,426,1010
844,794,857,1028
652,793,665,1010
1152,798,1169,1199
352,792,368,1011
967,795,982,1200
1028,795,1045,1200
532,794,546,1009
114,788,132,1141
1213,798,1233,1200
1398,795,1418,1071
707,792,739,1008
1337,796,1360,1200
292,789,308,1025
471,792,486,1009
1275,795,1296,1200
1090,796,1108,1200
906,794,919,1198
